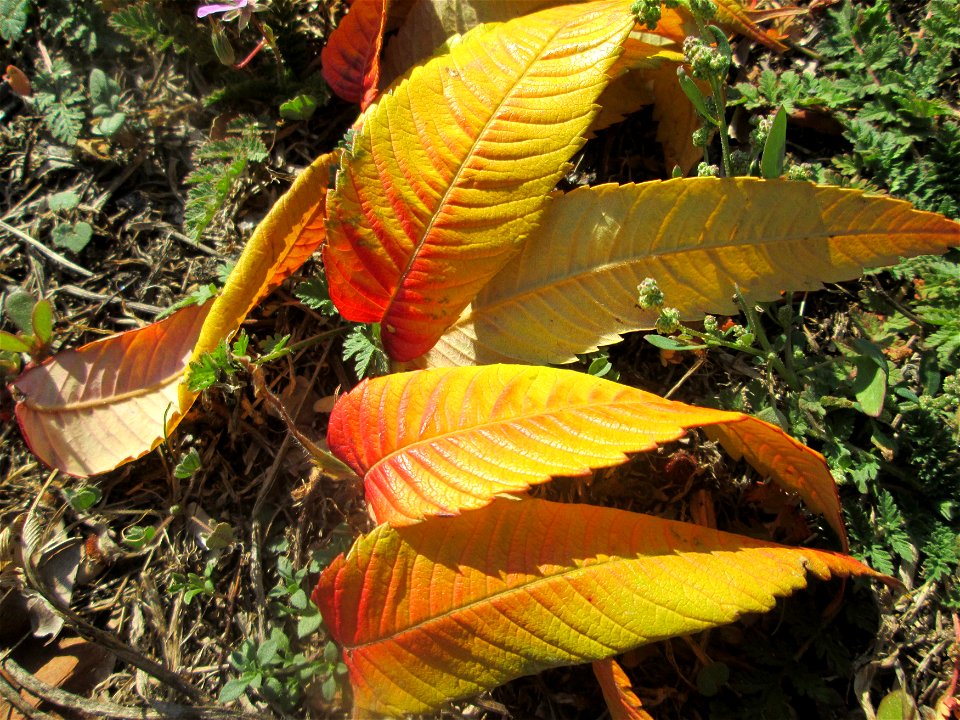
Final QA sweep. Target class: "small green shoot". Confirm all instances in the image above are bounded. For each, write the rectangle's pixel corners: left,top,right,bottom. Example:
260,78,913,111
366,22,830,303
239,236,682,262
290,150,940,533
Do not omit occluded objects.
89,68,126,137
342,324,388,379
174,448,202,479
121,524,157,550
64,484,102,512
169,558,218,605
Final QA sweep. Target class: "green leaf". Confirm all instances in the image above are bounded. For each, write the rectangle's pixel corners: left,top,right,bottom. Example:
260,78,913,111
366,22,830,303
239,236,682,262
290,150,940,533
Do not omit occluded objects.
218,676,253,703
94,112,126,137
697,661,730,697
89,68,120,104
342,324,388,378
4,290,36,334
51,221,93,253
174,448,201,479
64,484,102,512
761,107,788,179
850,337,888,417
47,190,81,212
295,277,336,316
256,637,280,666
876,689,918,720
645,334,701,351
296,604,323,639
31,298,54,345
0,331,32,354
0,0,30,42
678,67,715,124
279,94,318,121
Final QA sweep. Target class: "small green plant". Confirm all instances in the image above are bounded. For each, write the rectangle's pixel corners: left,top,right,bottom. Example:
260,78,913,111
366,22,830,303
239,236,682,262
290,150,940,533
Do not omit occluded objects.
173,448,202,479
169,557,218,605
121,524,157,550
734,0,960,215
63,483,102,512
88,67,126,137
183,120,268,241
0,0,30,42
0,291,55,362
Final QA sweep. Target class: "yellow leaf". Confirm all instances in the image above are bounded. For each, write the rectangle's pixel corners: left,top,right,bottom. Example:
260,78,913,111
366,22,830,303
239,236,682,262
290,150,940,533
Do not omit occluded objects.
323,1,636,361
313,497,890,715
422,178,960,366
177,151,336,410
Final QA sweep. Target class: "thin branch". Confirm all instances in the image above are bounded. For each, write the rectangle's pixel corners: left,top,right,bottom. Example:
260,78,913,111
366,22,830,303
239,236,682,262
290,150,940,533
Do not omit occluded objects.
0,219,94,278
1,656,261,720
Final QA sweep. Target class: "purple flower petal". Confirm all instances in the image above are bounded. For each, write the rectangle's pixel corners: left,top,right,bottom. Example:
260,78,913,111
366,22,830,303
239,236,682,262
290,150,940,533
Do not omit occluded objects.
196,1,246,18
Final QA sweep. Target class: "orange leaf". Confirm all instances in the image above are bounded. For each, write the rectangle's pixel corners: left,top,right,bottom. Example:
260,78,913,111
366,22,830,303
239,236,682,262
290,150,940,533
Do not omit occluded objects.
313,497,890,715
322,0,388,108
327,364,846,544
593,659,655,720
323,1,636,360
13,301,211,477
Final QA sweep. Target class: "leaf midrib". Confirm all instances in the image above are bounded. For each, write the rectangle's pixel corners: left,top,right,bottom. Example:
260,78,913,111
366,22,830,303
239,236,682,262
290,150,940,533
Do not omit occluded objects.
365,394,732,478
457,224,960,325
380,6,617,322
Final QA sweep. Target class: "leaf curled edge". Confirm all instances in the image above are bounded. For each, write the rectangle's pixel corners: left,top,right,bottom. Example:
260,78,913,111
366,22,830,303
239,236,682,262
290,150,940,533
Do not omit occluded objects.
327,364,845,544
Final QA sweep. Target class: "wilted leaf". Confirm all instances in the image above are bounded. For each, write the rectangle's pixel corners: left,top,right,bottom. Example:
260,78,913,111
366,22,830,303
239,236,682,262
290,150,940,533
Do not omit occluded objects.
593,658,654,720
423,179,960,367
13,301,211,476
313,497,889,715
323,1,636,361
322,0,388,108
327,364,845,541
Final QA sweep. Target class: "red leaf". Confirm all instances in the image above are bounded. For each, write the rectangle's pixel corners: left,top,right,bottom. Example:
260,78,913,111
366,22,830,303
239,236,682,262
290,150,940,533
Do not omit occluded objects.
322,0,388,108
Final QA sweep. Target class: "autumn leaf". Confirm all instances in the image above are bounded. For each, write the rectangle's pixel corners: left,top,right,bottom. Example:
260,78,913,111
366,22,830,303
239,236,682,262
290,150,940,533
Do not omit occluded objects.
593,658,655,720
380,0,576,88
177,151,336,411
322,0,389,108
313,497,890,715
14,152,336,477
13,301,211,477
323,1,636,361
326,364,845,542
421,179,960,367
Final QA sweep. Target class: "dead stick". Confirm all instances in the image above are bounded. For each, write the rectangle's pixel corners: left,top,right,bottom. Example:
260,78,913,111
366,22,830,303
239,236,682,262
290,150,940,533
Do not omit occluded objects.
1,656,260,720
0,219,94,278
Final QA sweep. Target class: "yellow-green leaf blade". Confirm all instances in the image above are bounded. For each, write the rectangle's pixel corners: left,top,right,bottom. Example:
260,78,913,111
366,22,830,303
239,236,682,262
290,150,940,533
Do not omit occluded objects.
423,178,960,366
326,364,845,542
323,1,636,361
313,497,889,715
